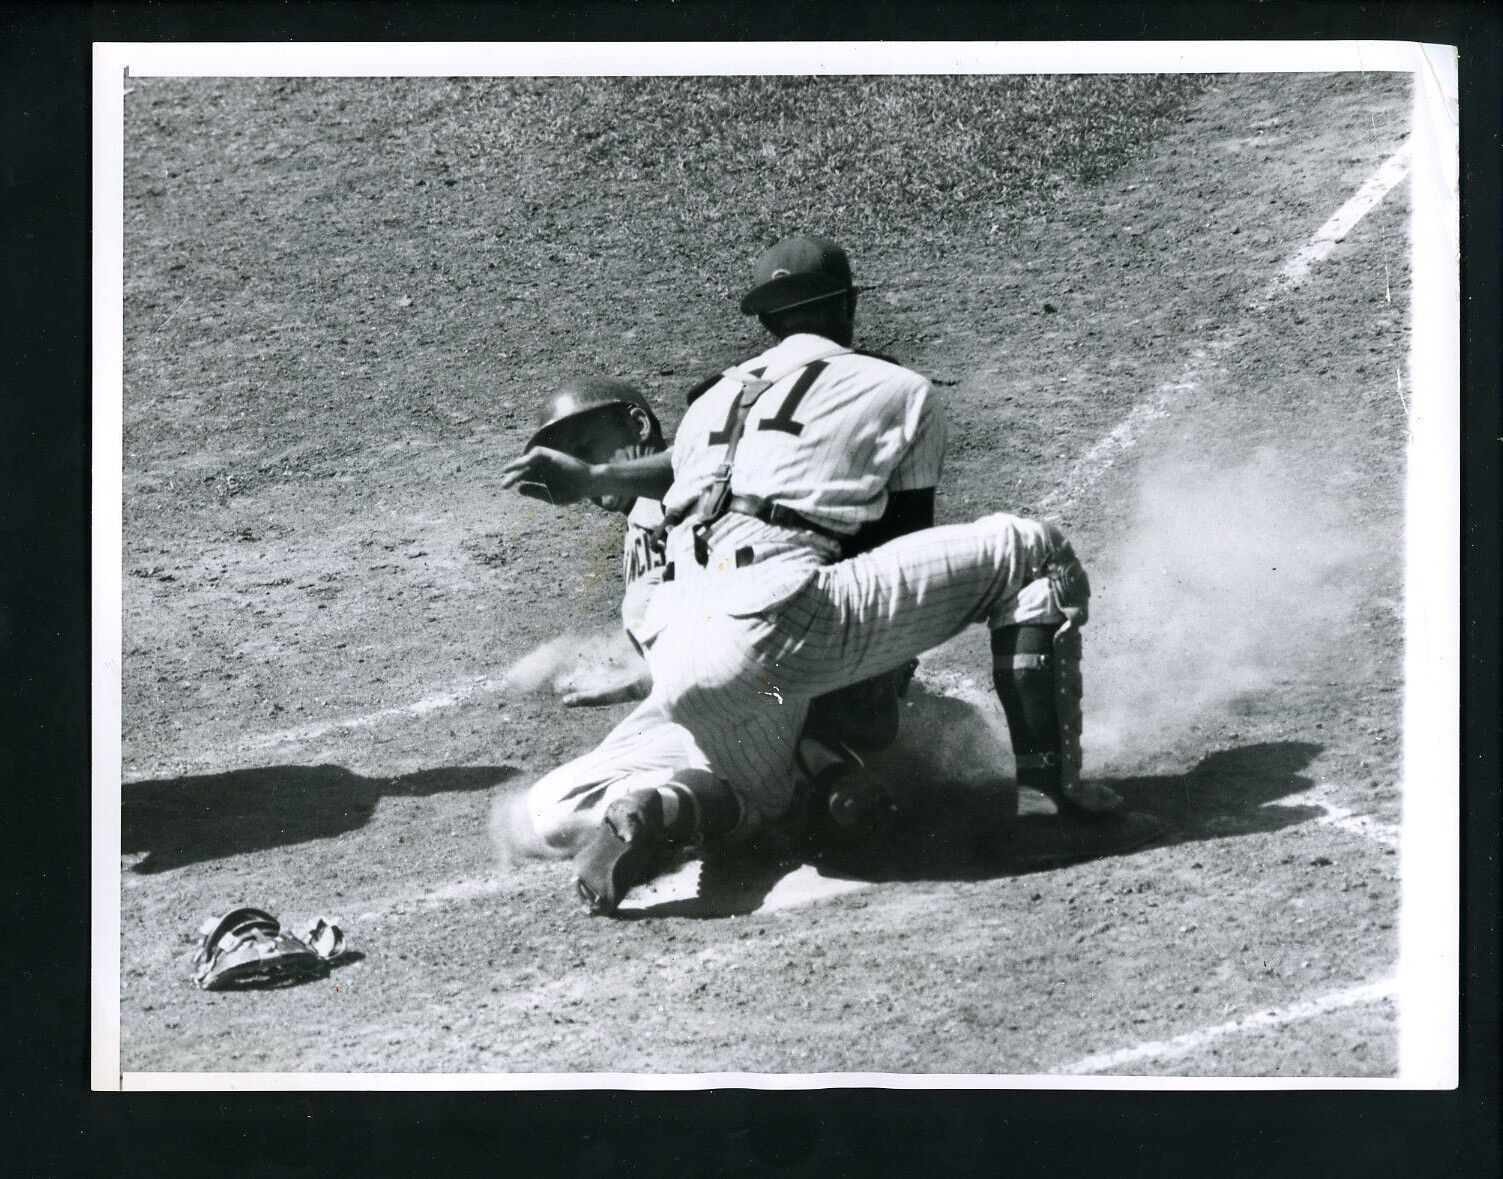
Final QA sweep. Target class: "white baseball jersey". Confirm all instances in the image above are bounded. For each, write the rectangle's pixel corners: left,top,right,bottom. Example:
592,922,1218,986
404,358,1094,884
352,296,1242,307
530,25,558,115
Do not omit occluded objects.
620,496,666,652
662,333,947,535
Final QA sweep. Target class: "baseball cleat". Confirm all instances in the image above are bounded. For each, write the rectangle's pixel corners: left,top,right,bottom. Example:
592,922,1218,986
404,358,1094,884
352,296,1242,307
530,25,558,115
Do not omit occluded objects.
574,791,671,916
1053,779,1125,816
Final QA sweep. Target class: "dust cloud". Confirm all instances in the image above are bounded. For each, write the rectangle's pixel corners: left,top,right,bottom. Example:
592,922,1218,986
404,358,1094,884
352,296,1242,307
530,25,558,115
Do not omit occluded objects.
498,443,1371,783
869,681,1014,807
499,629,640,696
1082,445,1372,771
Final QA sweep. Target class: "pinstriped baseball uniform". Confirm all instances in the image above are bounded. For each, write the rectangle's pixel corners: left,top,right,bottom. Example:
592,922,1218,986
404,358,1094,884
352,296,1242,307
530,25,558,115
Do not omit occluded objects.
526,334,1076,847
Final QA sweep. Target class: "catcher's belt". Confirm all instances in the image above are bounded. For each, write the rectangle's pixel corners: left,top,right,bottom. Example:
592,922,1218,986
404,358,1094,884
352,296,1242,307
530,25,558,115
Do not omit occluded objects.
192,907,347,991
725,494,845,541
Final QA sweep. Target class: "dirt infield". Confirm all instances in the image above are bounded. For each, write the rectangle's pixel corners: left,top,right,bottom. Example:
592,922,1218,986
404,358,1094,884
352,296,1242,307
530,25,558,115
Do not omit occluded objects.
117,71,1411,1076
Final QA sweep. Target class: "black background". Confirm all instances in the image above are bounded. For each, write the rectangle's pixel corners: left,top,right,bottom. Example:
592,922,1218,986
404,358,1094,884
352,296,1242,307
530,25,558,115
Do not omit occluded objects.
1,2,1497,1174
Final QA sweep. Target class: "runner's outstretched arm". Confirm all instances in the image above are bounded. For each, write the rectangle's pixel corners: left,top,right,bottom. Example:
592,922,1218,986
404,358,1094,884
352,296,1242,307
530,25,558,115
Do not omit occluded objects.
500,447,674,505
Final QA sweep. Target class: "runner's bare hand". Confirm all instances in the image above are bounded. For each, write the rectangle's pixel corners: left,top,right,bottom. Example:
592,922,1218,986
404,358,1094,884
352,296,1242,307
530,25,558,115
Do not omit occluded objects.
499,448,593,504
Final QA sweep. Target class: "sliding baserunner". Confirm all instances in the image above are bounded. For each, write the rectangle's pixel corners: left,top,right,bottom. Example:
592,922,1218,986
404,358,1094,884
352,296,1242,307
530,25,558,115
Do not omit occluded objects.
502,236,1157,913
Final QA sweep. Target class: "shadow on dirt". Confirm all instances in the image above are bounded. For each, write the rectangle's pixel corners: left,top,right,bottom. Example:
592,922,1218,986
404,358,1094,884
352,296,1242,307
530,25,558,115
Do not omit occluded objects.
619,739,1327,916
122,764,518,875
614,850,811,921
820,739,1326,885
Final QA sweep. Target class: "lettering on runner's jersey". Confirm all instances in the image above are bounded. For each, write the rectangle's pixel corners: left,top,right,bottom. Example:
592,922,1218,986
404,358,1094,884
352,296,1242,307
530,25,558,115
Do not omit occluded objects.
623,497,667,584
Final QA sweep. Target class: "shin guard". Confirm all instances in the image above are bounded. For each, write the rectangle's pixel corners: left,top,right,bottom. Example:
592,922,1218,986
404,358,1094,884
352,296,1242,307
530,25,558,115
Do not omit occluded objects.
990,525,1120,815
991,618,1120,814
992,622,1081,798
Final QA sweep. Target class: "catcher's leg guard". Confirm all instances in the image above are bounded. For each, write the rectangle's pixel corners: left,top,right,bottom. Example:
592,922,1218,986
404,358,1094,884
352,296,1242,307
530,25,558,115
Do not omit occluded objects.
573,771,741,915
814,741,900,839
991,621,1122,816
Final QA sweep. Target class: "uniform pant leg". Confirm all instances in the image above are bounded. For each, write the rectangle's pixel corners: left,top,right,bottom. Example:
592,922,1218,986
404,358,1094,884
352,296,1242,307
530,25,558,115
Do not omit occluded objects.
643,595,808,829
522,696,708,854
628,514,1075,827
760,512,1075,698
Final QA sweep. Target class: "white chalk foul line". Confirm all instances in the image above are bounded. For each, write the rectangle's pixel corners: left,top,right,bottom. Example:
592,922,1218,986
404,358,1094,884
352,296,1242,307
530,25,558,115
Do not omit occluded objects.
1057,977,1398,1075
138,138,1412,787
1043,140,1410,512
353,876,510,924
123,670,508,782
1276,144,1412,286
1040,379,1198,512
348,860,872,924
236,676,502,755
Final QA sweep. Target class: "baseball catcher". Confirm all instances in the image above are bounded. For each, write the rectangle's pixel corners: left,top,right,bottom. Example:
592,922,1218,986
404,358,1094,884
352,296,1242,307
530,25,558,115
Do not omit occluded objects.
501,235,1160,912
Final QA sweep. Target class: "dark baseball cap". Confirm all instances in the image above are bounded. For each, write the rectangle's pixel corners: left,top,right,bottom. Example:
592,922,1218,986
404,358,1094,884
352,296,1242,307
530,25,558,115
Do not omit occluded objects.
739,235,857,316
526,377,656,452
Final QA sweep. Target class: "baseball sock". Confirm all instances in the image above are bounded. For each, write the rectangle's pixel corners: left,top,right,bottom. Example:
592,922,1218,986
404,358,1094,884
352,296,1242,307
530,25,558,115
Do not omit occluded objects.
657,772,742,846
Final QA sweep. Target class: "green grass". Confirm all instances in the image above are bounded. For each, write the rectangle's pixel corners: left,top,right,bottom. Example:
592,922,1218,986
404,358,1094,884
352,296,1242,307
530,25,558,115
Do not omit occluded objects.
507,75,1210,259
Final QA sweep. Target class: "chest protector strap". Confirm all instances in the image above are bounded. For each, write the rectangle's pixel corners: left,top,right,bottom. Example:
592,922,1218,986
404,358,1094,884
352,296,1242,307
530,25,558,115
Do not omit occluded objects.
685,359,828,563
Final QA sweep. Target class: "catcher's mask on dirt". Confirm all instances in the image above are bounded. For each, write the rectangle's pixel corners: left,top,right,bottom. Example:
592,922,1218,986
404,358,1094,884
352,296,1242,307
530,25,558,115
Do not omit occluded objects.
526,377,660,455
192,906,348,991
738,235,862,316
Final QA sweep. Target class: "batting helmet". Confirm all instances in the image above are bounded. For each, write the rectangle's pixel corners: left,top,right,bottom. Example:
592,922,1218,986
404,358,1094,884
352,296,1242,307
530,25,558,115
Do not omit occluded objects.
526,377,659,453
739,235,858,316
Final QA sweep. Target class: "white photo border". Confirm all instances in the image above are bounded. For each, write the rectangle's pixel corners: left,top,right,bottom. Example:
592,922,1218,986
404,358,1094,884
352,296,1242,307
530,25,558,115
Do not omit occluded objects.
92,39,1460,1093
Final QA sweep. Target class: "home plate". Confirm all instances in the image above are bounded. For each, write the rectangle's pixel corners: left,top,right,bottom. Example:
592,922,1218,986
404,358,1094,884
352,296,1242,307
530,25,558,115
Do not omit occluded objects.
615,857,872,918
615,858,704,912
758,865,872,912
